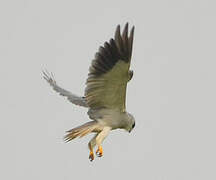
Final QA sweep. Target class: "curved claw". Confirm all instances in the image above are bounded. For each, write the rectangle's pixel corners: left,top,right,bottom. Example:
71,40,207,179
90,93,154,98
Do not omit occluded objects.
96,146,103,157
89,151,94,161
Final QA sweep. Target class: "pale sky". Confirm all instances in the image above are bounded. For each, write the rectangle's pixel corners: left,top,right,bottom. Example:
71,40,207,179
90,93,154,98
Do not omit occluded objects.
1,0,216,179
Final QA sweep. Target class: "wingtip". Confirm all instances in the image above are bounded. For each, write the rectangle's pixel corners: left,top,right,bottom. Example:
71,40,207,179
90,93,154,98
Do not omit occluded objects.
42,69,56,85
115,23,134,37
115,24,121,39
122,23,129,37
130,26,135,34
124,22,129,30
129,25,135,41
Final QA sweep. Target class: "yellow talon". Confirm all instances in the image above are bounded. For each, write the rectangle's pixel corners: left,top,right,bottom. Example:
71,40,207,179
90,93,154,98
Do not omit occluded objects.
96,146,103,157
89,151,94,161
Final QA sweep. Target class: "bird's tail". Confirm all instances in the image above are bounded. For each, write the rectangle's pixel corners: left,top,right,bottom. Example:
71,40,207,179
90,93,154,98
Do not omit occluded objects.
64,121,99,142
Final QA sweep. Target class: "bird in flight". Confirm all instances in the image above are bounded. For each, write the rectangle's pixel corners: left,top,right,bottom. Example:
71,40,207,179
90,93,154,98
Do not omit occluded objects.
43,23,135,161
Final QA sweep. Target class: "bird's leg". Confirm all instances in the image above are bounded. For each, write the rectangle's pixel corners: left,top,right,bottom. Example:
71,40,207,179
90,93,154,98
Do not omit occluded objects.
95,127,111,157
88,134,98,161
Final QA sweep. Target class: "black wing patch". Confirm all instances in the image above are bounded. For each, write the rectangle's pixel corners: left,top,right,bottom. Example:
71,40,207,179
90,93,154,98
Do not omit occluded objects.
88,23,135,77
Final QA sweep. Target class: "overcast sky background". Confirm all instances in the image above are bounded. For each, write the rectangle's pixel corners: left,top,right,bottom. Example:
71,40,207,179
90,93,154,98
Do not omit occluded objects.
1,0,216,179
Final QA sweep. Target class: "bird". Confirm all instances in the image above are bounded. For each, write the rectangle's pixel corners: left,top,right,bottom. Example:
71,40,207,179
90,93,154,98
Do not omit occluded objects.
43,23,135,161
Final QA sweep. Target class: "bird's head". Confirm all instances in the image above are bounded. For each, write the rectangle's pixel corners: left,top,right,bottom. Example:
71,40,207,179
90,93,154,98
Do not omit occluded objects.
125,113,135,133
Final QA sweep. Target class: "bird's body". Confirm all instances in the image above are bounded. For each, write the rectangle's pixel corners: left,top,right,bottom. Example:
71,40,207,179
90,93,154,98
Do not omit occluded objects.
43,23,135,161
88,108,134,131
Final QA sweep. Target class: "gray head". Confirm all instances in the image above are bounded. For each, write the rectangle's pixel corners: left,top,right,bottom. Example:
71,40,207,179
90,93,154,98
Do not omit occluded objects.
124,112,135,133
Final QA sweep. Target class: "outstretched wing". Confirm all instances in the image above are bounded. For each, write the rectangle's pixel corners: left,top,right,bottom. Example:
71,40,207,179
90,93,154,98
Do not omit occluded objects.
85,23,135,112
43,71,88,107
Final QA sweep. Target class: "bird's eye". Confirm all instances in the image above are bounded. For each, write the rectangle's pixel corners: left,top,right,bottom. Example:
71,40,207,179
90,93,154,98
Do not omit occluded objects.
132,122,135,129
